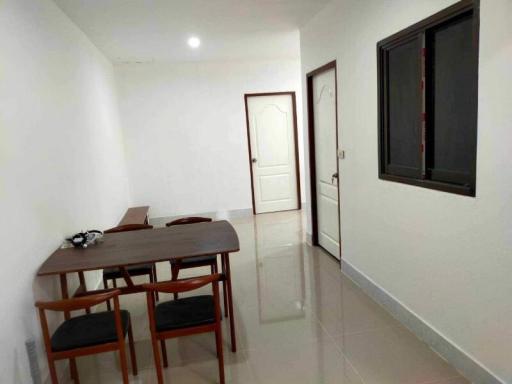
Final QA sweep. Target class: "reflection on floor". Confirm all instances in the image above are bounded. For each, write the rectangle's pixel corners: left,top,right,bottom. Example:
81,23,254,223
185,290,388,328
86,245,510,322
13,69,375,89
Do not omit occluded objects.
71,211,469,383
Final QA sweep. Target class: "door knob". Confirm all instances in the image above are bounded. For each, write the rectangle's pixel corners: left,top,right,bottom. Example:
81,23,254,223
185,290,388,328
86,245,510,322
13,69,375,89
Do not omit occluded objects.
331,172,339,184
252,158,258,163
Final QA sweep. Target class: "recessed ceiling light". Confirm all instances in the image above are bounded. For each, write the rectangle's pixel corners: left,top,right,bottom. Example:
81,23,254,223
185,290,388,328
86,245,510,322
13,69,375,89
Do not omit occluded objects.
187,36,201,49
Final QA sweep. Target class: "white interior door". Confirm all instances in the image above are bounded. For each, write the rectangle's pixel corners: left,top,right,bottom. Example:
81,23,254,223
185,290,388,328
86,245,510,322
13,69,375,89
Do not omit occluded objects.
246,93,299,214
313,68,340,259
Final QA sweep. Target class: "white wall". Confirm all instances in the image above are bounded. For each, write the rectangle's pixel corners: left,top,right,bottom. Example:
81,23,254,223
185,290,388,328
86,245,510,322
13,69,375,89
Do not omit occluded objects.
0,0,131,381
116,59,304,218
300,0,512,381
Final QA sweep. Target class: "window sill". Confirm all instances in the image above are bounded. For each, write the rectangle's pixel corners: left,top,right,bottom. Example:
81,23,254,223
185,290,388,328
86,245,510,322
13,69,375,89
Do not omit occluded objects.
379,173,475,197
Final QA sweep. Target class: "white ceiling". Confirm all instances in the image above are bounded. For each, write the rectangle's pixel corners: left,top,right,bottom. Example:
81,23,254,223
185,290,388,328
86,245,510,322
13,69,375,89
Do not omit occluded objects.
53,0,331,63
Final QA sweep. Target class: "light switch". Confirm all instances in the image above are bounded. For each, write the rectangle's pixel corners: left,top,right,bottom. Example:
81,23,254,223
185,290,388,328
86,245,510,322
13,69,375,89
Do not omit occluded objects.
338,149,345,159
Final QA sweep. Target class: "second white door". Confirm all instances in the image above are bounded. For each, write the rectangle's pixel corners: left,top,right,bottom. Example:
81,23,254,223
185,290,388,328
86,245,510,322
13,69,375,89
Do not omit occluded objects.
246,93,300,214
312,67,340,259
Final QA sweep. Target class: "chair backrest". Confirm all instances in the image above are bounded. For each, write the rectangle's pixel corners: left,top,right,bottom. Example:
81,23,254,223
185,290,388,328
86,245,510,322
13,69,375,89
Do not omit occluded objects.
35,289,121,312
143,275,222,335
165,217,212,227
143,274,221,294
104,223,153,234
35,290,124,353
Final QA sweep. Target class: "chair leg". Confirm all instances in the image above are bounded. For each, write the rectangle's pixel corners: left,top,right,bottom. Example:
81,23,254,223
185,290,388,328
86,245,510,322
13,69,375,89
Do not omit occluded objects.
118,337,130,384
148,271,157,310
151,265,159,302
160,339,168,368
70,358,79,383
222,281,228,318
150,336,164,384
103,278,111,311
47,357,59,384
112,278,117,288
221,260,228,318
215,327,225,384
127,322,138,376
171,265,180,300
213,259,228,318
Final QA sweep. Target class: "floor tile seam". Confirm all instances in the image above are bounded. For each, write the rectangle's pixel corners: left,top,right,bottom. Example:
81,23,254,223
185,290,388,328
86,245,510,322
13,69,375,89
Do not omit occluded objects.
323,324,400,338
415,374,465,384
311,305,400,338
311,310,368,384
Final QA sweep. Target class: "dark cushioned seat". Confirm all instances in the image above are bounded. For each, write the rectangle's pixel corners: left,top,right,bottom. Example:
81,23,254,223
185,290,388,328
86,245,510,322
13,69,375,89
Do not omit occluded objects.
171,255,216,266
155,295,215,332
103,264,153,279
51,310,130,352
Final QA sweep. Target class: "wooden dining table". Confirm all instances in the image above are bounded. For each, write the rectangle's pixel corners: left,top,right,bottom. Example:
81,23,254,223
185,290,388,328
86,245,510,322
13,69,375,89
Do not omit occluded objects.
37,220,240,352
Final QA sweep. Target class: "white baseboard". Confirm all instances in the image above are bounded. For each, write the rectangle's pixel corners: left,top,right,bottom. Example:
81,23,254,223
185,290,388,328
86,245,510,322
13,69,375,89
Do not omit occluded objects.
341,258,504,384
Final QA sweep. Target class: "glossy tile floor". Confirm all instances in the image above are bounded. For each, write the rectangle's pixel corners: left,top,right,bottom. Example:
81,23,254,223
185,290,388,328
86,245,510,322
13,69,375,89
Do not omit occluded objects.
73,211,470,384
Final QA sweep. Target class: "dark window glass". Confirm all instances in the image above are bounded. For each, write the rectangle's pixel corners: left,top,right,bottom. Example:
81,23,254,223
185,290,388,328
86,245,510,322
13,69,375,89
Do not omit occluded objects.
378,0,478,196
387,38,422,176
427,14,478,186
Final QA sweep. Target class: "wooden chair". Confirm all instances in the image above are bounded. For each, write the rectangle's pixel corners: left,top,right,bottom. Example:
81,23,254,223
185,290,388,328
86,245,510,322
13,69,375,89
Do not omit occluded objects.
165,217,226,310
103,223,158,309
35,290,137,384
143,274,225,384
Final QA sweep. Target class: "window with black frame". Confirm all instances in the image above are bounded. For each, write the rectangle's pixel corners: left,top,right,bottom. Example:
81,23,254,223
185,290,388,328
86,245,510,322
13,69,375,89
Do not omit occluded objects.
377,0,479,196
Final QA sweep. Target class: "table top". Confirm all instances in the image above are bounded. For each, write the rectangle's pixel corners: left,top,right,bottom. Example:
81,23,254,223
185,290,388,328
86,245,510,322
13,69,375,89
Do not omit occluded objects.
37,220,240,276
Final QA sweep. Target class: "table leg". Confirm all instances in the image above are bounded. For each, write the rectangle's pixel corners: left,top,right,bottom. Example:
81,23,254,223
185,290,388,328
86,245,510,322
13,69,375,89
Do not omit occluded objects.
60,274,79,382
220,256,228,318
222,253,236,352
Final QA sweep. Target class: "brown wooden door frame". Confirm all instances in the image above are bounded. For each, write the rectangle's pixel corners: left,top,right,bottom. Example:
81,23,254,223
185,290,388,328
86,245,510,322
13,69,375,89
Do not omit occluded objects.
306,61,342,260
244,91,302,215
